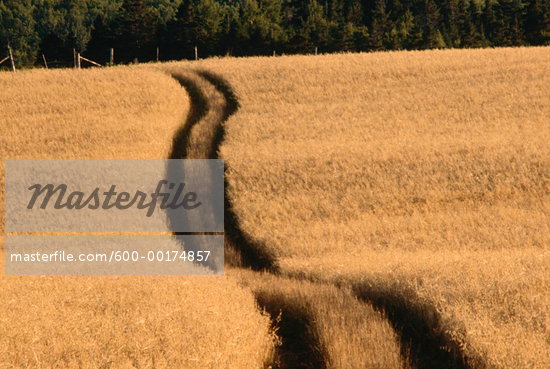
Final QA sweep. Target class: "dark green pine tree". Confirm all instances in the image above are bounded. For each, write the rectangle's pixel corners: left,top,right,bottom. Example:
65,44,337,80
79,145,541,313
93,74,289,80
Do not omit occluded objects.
345,0,363,24
339,21,356,50
161,0,197,60
192,0,225,55
462,0,483,47
221,5,240,56
86,14,116,64
524,0,549,44
500,0,525,45
327,0,344,23
511,0,527,45
0,0,39,66
444,0,462,47
115,0,157,62
491,0,526,46
298,0,332,52
423,0,445,48
370,0,390,50
482,0,499,45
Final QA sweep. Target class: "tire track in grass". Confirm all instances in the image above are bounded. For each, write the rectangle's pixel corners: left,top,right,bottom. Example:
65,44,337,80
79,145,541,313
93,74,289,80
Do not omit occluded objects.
170,71,278,271
168,69,483,369
352,283,475,369
169,71,323,369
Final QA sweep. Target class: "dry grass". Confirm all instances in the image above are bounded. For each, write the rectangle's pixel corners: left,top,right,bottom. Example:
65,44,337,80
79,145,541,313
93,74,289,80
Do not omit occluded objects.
0,275,274,368
170,47,550,368
234,268,409,369
0,67,275,368
149,67,409,368
2,47,548,368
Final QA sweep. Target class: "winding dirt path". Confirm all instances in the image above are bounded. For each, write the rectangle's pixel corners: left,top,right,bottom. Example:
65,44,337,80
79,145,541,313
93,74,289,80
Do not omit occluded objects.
168,69,482,369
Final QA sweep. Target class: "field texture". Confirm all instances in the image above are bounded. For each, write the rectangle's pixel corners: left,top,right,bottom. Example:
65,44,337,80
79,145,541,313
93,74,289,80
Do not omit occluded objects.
1,47,548,369
168,47,549,369
0,68,275,368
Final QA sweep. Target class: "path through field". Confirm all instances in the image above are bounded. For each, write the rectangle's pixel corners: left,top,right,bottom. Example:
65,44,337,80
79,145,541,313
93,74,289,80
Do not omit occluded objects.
167,69,482,369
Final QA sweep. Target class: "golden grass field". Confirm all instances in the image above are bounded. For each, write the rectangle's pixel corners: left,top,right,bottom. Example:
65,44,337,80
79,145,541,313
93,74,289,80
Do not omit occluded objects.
0,68,275,368
0,47,548,369
155,66,413,369
167,47,548,369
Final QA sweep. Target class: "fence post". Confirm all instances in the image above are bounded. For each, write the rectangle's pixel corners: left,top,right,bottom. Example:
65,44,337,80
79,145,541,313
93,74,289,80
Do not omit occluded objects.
156,47,159,62
110,48,114,65
77,53,81,69
8,44,15,72
194,46,198,61
42,54,48,69
315,46,318,55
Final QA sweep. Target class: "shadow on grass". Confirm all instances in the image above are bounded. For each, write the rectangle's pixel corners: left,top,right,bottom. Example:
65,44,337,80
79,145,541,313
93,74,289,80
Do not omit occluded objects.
354,283,483,369
254,290,327,369
168,68,484,369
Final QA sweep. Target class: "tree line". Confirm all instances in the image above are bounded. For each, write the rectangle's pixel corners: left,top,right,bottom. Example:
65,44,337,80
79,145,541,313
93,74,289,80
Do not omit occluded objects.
1,0,548,67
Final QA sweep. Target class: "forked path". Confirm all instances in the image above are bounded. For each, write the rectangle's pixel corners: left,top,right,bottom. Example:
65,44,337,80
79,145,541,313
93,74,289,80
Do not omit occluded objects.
168,70,479,369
